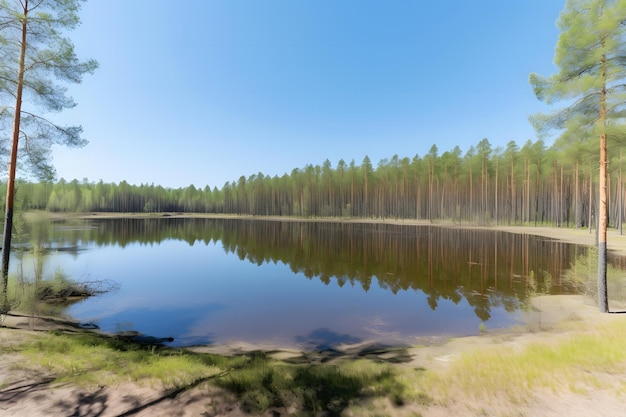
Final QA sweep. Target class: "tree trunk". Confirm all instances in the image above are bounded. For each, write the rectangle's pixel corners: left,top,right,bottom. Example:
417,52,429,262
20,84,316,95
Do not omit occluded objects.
494,159,498,225
616,149,622,235
574,160,580,229
1,4,27,312
598,50,609,313
510,159,516,224
587,173,593,234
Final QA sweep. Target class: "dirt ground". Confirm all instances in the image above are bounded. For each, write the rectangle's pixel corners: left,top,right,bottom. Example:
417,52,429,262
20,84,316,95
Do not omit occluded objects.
2,217,626,416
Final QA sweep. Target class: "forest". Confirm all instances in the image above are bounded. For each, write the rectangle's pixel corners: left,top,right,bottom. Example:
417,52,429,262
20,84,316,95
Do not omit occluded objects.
7,136,625,230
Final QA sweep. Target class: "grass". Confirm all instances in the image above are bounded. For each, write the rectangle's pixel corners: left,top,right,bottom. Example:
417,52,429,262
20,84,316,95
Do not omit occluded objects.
215,354,418,414
16,330,417,415
429,318,626,403
8,302,626,415
21,331,223,388
5,266,116,317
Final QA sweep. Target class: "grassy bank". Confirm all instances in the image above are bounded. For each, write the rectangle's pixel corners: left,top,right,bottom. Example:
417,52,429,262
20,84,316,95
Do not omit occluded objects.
2,303,625,416
3,270,114,317
12,330,420,415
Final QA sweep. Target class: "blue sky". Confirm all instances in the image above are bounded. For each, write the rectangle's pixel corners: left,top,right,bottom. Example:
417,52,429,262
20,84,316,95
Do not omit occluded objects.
50,1,563,189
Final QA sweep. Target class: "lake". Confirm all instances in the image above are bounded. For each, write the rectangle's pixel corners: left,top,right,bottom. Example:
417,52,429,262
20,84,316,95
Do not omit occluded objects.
10,217,595,349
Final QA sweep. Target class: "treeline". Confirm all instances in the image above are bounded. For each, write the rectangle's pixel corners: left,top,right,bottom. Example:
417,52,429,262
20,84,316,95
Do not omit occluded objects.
7,137,625,228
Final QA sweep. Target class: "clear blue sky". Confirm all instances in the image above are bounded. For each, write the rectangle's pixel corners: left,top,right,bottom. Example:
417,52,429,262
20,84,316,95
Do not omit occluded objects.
51,1,563,189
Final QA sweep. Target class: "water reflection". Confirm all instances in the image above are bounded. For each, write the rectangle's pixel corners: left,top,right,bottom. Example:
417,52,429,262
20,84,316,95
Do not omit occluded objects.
11,218,594,347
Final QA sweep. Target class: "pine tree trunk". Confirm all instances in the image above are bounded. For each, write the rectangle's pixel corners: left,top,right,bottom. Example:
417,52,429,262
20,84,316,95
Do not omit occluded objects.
495,159,499,225
574,161,580,229
1,5,27,312
598,50,609,313
587,174,593,234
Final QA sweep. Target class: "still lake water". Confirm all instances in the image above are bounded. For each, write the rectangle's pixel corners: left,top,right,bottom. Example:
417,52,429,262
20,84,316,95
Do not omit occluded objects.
13,218,593,348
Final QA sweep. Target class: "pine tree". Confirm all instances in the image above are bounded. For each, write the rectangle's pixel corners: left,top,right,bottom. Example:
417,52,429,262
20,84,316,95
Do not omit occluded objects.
0,0,97,310
530,0,626,312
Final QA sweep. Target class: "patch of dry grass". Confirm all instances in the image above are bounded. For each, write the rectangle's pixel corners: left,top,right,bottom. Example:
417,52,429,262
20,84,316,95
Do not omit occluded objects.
426,318,626,404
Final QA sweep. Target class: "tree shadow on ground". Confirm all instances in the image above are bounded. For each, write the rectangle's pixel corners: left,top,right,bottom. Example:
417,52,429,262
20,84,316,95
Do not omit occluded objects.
1,324,415,417
0,378,112,417
213,350,409,417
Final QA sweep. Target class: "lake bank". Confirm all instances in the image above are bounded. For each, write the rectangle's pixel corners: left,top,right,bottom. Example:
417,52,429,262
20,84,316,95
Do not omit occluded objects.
2,293,626,416
32,210,626,256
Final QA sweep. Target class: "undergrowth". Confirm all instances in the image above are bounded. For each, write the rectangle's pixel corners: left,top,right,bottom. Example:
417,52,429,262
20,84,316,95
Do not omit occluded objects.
18,331,417,415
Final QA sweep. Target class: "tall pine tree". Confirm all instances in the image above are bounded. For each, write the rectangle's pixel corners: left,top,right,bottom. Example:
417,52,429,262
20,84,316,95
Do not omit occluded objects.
0,0,97,311
530,0,626,312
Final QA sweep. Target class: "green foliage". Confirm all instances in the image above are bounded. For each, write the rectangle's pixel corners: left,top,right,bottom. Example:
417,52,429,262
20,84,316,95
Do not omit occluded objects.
34,269,91,300
0,0,98,180
3,129,621,229
530,0,626,310
0,0,98,314
530,0,626,134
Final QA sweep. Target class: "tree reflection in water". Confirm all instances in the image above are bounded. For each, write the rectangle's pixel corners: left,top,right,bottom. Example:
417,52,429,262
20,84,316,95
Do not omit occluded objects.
13,217,605,346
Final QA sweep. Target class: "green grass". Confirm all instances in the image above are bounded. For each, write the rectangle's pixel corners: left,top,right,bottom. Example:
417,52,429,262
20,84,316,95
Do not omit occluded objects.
6,269,92,314
17,331,416,415
14,312,626,415
203,350,416,415
21,332,223,388
430,318,626,403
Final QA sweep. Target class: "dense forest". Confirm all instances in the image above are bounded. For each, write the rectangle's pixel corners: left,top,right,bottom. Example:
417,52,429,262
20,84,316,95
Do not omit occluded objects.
7,137,626,229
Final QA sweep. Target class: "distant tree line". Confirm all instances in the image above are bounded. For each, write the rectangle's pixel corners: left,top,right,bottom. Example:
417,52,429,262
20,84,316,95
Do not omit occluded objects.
6,137,626,229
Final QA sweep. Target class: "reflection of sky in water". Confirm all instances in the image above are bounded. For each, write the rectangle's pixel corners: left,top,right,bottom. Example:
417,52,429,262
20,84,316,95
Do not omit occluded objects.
15,239,518,348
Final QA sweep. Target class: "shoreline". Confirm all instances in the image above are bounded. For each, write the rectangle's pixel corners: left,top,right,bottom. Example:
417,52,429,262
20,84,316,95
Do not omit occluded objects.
3,294,625,416
4,212,626,416
32,210,626,256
